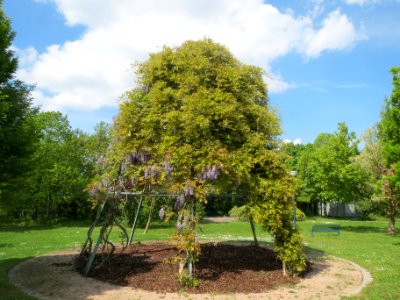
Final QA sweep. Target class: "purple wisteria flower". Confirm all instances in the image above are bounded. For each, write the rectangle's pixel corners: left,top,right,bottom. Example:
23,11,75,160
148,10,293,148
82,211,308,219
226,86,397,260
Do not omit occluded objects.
174,195,185,211
163,162,172,176
96,155,108,168
101,178,109,188
129,150,151,165
159,207,165,220
144,166,161,179
201,164,223,180
184,185,194,196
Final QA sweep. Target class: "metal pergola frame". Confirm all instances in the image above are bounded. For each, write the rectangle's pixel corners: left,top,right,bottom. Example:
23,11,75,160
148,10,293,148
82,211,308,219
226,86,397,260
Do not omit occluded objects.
80,191,258,275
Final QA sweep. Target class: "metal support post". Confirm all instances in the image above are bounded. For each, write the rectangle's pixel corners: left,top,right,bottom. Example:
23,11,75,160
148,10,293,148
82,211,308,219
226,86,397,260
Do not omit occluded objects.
128,193,144,245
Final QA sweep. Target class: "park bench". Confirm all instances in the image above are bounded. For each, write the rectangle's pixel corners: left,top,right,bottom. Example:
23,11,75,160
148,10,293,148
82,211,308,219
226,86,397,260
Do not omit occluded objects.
310,223,341,236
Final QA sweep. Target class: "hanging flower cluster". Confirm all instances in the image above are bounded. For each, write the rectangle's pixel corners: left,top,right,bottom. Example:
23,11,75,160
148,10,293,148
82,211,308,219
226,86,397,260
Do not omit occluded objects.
200,164,224,180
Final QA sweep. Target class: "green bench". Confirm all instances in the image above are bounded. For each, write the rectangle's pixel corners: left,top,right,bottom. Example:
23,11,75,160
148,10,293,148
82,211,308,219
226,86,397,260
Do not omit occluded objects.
311,223,341,236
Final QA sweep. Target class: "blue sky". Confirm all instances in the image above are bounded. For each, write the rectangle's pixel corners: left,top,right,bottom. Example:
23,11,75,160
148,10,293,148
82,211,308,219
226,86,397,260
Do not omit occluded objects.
4,0,400,144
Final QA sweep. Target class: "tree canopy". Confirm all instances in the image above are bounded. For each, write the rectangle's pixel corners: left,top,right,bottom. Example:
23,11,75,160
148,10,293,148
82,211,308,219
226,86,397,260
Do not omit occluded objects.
110,39,281,195
378,66,400,234
0,1,38,205
297,123,368,205
97,39,306,281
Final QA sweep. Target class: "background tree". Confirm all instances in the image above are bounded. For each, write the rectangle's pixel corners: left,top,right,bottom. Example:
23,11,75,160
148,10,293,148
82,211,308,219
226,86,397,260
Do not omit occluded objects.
297,123,368,213
0,0,38,211
88,121,111,167
378,66,400,234
99,39,306,282
280,142,309,172
21,112,94,220
354,126,385,217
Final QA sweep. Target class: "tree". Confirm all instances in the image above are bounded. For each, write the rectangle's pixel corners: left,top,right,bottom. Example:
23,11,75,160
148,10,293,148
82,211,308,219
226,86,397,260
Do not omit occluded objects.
0,1,38,210
378,66,400,234
298,123,368,211
94,39,306,282
354,127,385,216
24,112,93,219
88,121,111,165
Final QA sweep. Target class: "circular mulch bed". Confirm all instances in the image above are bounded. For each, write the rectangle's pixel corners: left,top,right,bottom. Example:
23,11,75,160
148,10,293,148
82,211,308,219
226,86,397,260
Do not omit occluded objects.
76,242,299,294
9,245,373,300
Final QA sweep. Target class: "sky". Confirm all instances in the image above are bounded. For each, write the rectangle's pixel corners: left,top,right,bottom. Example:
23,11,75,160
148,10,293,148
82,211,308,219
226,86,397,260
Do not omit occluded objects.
4,0,400,144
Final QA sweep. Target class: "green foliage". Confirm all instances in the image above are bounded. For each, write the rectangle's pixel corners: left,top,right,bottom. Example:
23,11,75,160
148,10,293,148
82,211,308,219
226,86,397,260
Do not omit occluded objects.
379,67,400,168
97,39,305,279
6,112,96,220
251,176,307,276
86,121,111,176
295,207,306,221
355,127,384,183
0,0,17,84
194,201,205,221
354,127,387,217
377,66,400,234
276,232,306,276
0,2,38,208
280,142,310,171
229,205,249,221
297,123,369,205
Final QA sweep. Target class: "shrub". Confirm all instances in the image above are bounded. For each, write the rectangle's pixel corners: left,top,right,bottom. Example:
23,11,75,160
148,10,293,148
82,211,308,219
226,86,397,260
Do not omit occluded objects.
228,205,249,221
295,207,306,221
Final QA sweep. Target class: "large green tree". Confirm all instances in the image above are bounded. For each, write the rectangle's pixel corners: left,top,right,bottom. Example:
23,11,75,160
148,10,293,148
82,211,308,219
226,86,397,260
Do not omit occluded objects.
378,66,400,234
97,39,305,282
0,1,38,208
22,112,94,220
298,123,368,210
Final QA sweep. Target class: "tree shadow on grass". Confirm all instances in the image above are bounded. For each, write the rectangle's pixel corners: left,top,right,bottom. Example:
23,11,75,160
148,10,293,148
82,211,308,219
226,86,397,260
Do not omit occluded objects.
140,221,175,230
0,220,92,233
340,225,386,234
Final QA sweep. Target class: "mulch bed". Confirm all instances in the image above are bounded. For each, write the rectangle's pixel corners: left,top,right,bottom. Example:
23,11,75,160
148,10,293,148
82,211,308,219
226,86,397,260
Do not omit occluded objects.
76,242,299,294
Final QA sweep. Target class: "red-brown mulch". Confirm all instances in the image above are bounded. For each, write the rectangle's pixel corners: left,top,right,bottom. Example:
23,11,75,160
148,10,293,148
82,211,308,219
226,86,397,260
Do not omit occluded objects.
76,242,299,294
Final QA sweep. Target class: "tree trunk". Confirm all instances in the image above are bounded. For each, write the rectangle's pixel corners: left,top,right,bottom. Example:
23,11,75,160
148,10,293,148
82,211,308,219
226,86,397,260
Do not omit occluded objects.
31,208,38,220
249,217,258,246
383,167,398,235
387,197,398,235
46,194,51,218
187,198,195,280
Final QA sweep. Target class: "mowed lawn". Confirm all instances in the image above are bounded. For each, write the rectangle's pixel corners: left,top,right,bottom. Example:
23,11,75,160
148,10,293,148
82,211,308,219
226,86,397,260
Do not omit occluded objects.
0,217,399,299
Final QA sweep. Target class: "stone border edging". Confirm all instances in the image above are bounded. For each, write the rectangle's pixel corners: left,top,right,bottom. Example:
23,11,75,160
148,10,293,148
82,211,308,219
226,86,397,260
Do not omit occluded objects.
8,248,373,300
330,255,373,295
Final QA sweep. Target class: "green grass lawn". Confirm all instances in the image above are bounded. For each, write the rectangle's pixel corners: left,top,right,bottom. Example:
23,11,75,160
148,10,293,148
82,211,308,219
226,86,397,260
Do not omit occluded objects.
0,217,399,299
298,217,400,300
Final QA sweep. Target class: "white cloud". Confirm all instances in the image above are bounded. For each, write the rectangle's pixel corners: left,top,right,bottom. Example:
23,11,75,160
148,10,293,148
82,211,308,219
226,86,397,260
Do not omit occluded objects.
264,74,297,93
302,10,363,58
20,0,364,112
13,46,38,69
344,0,380,5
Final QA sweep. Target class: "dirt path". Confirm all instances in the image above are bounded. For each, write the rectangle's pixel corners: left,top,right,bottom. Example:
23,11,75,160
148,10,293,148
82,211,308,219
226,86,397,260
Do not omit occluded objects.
9,247,372,300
